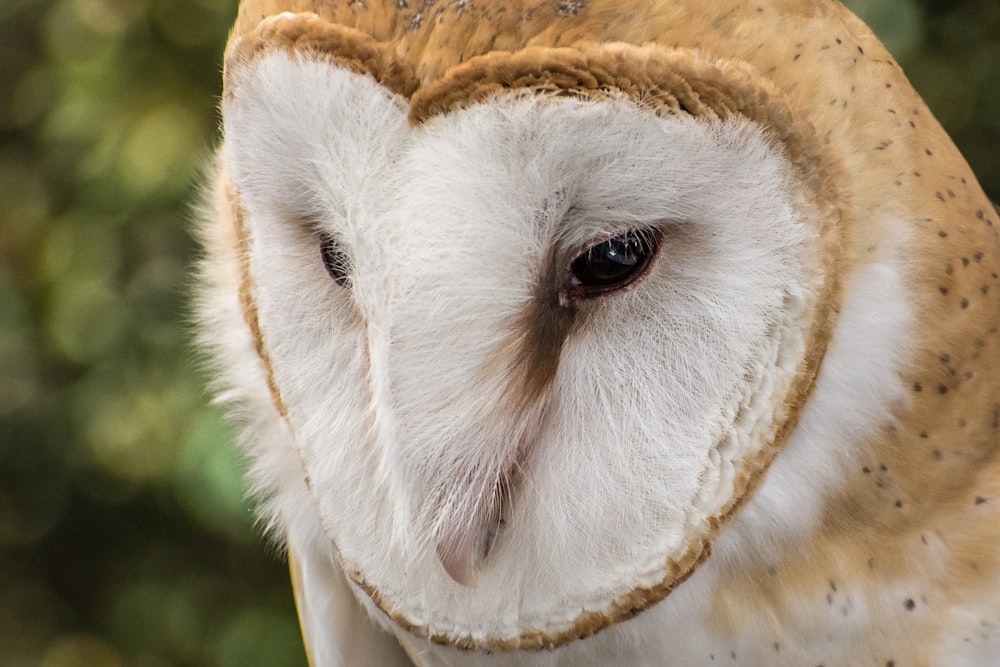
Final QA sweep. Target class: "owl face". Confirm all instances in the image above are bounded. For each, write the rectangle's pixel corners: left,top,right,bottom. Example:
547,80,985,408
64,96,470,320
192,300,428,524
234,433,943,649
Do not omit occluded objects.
217,15,840,649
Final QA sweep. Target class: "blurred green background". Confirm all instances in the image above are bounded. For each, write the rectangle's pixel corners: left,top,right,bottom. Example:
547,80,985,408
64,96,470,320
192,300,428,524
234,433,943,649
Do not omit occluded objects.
0,0,996,665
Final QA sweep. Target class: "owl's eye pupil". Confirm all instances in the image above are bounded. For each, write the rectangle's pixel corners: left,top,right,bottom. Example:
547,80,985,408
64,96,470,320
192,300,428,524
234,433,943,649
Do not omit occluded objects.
569,229,658,297
319,234,351,287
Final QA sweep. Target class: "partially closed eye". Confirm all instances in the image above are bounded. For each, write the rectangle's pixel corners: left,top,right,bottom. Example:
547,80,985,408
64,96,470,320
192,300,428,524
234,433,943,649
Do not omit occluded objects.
319,233,352,287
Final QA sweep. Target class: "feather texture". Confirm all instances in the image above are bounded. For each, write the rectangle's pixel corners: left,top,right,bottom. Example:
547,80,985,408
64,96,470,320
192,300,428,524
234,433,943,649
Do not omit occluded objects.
197,1,1000,664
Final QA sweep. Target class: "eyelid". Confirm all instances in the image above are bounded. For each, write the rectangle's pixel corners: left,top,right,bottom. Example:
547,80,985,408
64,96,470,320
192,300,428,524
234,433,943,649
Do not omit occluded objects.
557,213,668,257
566,226,662,270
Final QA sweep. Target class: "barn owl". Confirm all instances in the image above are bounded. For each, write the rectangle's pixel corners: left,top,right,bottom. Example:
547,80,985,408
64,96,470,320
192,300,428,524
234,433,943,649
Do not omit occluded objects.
196,0,1000,664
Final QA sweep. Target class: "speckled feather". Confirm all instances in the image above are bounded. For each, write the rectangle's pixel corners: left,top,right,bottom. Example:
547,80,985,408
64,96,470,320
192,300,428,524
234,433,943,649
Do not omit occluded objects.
207,1,1000,665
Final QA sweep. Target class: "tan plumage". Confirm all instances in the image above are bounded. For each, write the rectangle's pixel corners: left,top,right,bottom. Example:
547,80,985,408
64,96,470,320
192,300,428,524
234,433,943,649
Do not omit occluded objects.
202,1,1000,664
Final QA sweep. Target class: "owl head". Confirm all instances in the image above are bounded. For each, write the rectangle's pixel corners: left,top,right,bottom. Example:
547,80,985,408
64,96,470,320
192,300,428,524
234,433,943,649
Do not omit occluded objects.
198,0,1000,657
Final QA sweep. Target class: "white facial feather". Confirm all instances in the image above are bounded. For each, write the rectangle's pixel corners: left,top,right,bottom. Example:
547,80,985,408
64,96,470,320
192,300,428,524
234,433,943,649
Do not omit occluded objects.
387,246,917,667
216,50,827,645
201,3,1000,666
719,255,915,561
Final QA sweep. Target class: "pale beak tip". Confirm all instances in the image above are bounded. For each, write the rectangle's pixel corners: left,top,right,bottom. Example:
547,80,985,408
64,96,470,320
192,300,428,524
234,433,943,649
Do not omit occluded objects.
436,529,487,587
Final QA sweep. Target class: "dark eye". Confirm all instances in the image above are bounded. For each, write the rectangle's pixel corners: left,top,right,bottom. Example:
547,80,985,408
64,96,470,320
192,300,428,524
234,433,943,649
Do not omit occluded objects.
568,228,659,298
319,233,351,287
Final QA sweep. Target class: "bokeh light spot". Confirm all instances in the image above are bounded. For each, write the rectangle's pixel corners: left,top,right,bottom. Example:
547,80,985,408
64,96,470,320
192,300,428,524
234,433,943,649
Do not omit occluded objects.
46,279,127,364
39,634,123,667
85,391,178,482
43,1,112,64
40,215,123,285
120,104,203,197
71,0,149,35
175,409,254,540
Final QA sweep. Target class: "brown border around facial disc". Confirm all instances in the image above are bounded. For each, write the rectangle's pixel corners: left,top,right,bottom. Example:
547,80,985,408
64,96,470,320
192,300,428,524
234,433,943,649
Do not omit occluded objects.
221,17,845,651
225,12,419,99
